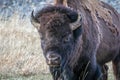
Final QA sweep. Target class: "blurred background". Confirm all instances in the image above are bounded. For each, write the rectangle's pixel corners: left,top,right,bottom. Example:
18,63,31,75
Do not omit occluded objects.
0,0,120,80
0,0,120,20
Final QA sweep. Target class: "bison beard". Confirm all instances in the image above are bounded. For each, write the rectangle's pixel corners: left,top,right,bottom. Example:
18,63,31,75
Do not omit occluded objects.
31,0,120,80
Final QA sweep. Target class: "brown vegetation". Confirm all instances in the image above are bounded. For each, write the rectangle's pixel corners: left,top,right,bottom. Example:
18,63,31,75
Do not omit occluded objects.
0,14,49,77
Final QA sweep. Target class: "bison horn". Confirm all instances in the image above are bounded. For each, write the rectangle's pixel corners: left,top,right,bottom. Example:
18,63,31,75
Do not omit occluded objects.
31,10,40,30
70,13,82,30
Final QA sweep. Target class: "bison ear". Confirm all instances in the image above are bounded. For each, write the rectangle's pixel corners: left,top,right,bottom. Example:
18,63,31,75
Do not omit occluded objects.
30,10,41,30
69,12,82,30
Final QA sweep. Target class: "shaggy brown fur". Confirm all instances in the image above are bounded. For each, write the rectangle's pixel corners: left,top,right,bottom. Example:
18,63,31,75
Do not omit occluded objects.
66,0,120,80
56,0,120,79
31,0,120,80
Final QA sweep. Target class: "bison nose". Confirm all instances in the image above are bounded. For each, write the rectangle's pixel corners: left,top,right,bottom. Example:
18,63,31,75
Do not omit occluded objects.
46,52,61,67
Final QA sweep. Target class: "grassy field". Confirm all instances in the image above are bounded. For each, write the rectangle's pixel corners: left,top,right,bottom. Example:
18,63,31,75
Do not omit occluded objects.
0,14,51,79
0,73,52,80
0,14,114,80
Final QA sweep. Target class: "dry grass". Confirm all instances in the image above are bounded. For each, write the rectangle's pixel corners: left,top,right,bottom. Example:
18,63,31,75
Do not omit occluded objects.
0,14,49,78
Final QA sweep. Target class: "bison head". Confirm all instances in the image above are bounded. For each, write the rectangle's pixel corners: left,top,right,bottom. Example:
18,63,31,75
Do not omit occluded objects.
31,5,82,79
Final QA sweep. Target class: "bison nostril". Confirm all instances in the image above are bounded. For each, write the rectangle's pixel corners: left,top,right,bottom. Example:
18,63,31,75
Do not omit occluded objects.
46,52,61,66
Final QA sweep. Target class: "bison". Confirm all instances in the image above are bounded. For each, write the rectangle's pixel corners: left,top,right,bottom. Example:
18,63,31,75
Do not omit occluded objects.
30,0,120,80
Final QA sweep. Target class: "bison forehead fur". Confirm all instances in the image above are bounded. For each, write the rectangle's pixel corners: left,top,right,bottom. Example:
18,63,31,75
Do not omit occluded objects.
35,6,79,22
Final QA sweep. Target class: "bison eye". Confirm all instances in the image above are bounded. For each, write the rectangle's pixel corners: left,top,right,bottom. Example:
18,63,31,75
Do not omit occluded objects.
63,35,72,43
